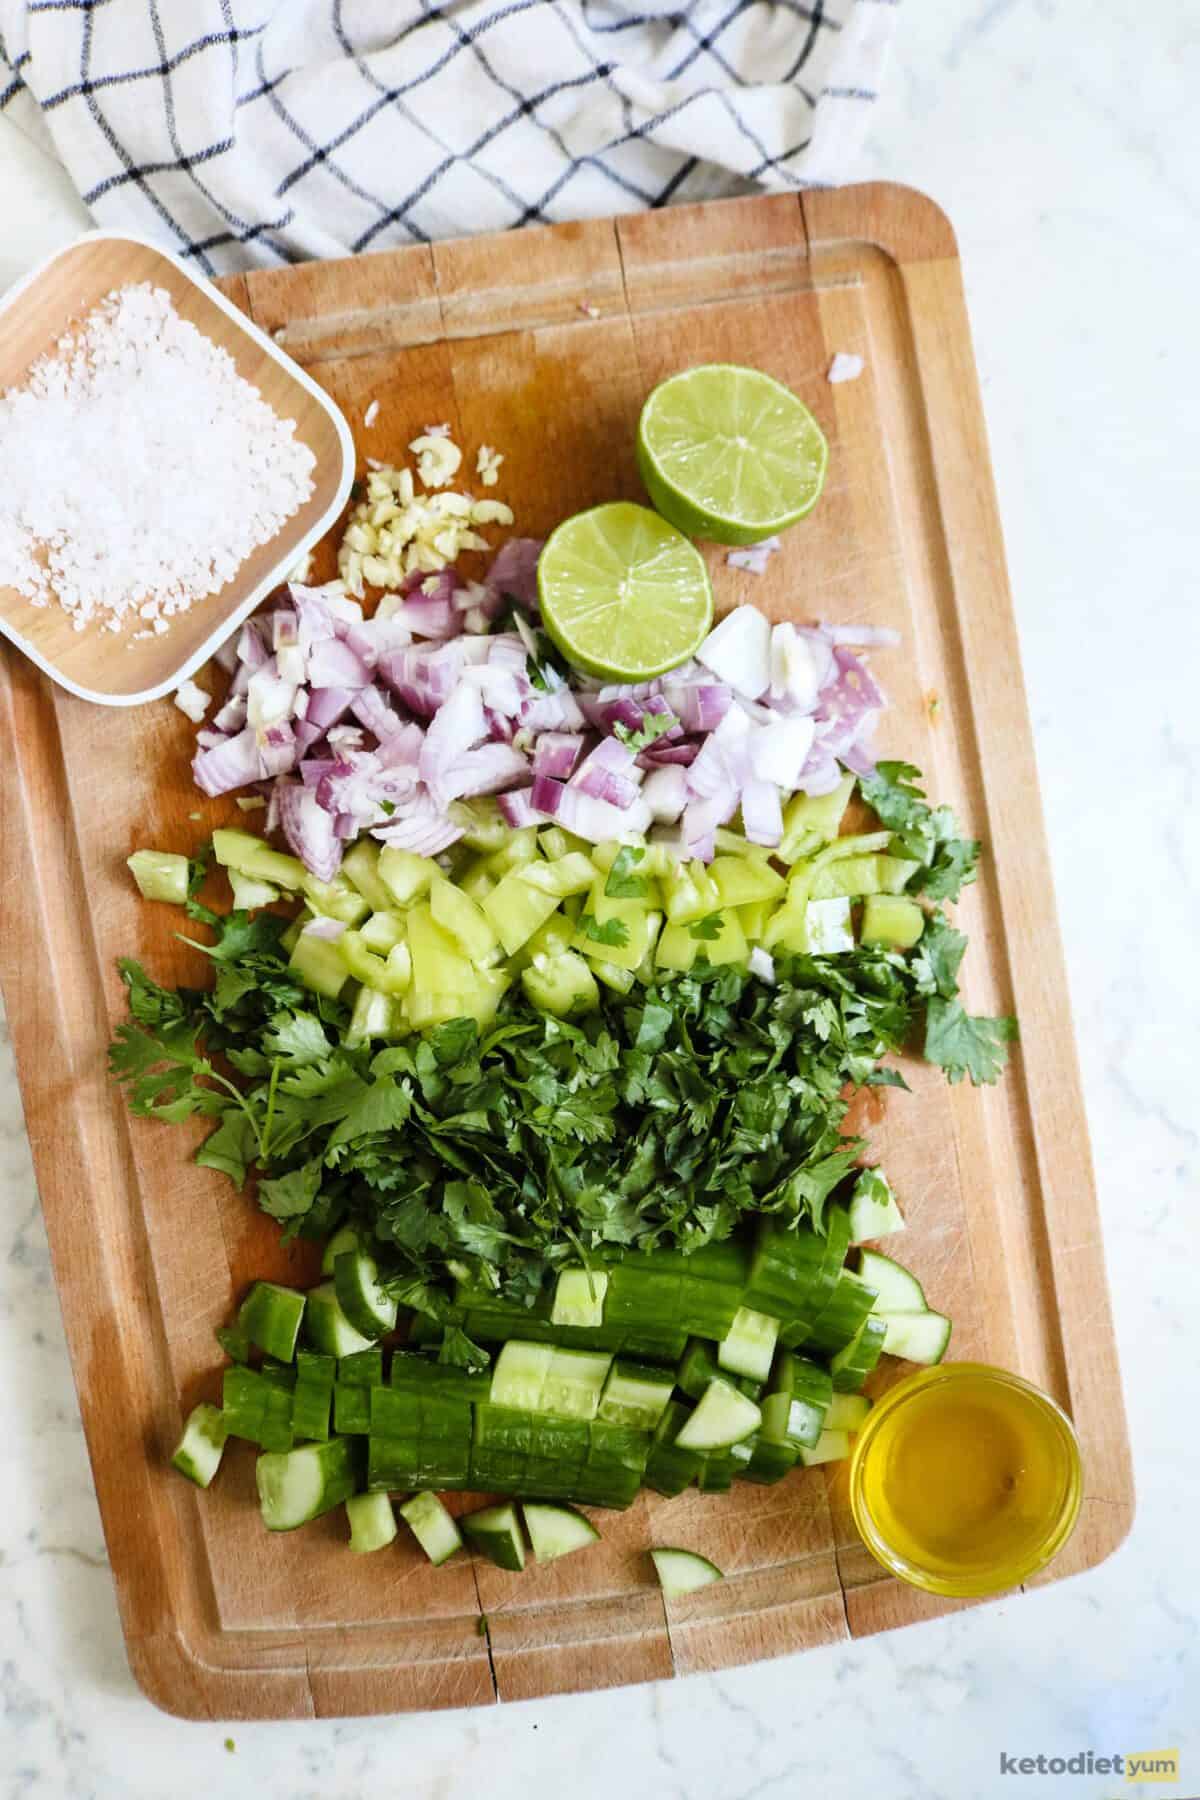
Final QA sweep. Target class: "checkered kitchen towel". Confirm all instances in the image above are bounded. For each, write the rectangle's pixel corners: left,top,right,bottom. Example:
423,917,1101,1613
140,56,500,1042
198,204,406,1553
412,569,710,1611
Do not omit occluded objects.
0,0,896,275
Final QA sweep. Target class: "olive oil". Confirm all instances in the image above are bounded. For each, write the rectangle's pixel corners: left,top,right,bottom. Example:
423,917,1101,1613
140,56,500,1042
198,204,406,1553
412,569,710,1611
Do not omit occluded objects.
849,1364,1082,1596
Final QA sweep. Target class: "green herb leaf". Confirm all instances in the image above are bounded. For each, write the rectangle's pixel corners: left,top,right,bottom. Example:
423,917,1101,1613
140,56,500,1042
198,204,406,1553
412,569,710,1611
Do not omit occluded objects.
924,998,1018,1085
613,710,678,753
604,846,648,900
687,912,725,942
437,1325,491,1372
859,761,980,902
578,914,630,949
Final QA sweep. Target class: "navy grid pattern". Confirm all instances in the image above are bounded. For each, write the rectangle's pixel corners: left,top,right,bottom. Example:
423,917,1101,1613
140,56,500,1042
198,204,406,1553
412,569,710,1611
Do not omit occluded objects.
0,0,896,272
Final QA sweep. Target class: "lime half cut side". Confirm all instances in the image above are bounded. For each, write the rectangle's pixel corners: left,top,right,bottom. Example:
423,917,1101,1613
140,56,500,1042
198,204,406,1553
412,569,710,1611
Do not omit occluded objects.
537,502,714,682
637,363,829,546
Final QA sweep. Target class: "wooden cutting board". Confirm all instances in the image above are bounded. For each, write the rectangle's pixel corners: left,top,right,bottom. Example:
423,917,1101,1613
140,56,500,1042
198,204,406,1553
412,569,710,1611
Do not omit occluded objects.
0,186,1133,1720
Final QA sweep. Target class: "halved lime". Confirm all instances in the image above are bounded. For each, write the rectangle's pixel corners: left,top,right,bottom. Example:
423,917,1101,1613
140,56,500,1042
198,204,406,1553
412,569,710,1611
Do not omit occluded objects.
537,502,713,682
637,364,828,546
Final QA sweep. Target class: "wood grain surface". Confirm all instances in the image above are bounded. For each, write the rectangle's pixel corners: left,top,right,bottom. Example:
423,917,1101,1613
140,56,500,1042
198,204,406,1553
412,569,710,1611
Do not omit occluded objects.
0,186,1134,1720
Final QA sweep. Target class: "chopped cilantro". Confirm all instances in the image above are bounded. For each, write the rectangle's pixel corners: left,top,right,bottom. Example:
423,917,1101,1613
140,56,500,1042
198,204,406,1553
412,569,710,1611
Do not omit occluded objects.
687,912,725,942
613,709,678,753
604,846,648,900
578,914,630,949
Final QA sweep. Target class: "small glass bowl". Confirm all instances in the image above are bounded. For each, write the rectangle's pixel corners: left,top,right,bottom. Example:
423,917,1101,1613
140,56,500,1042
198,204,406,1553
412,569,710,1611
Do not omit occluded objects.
848,1362,1084,1598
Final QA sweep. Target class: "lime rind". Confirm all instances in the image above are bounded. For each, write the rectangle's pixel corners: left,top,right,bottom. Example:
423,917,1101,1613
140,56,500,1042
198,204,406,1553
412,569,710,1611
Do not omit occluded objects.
637,363,828,546
537,501,713,682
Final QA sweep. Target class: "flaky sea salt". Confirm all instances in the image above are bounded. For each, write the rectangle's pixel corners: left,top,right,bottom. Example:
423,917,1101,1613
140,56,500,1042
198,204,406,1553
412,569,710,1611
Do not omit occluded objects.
827,352,865,385
0,283,315,633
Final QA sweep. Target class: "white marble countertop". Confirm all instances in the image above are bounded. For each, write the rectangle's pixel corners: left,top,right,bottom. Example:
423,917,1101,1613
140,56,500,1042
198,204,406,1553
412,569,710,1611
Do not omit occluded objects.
2,5,1197,1795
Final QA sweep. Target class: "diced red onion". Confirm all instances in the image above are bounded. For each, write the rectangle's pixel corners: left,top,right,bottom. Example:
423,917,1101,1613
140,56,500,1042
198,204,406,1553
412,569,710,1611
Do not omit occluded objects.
397,595,460,639
420,684,487,806
642,764,689,824
213,694,247,734
748,947,776,984
530,774,566,817
497,788,543,828
235,620,269,671
485,538,543,610
532,732,585,779
213,633,240,675
749,716,816,788
441,742,530,800
299,758,339,788
304,686,356,732
638,741,699,769
288,585,337,644
571,736,641,808
306,636,371,691
351,683,406,741
520,687,585,732
740,778,783,847
277,780,343,881
556,786,652,843
194,728,226,751
193,726,262,796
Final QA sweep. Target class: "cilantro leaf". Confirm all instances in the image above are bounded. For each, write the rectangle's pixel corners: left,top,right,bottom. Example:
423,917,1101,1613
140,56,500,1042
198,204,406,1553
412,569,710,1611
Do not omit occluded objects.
578,914,629,949
437,1326,491,1372
910,909,967,999
604,846,648,900
688,912,725,942
859,761,980,902
613,709,678,753
924,998,1018,1085
196,1110,258,1186
263,1011,332,1066
257,1156,324,1221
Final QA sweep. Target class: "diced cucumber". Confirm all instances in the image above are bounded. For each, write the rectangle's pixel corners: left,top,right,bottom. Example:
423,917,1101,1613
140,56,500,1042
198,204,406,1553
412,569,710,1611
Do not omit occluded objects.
400,1491,464,1565
238,1281,306,1363
212,828,305,890
857,1249,926,1311
378,846,435,905
304,1281,377,1357
291,1351,335,1442
804,896,854,955
288,922,349,999
644,1399,704,1496
551,1268,609,1330
127,849,190,905
301,872,370,925
321,1224,361,1276
256,1438,359,1531
485,826,540,874
228,869,281,910
797,1428,850,1467
491,1341,556,1411
451,797,510,853
778,775,856,862
333,1250,399,1341
519,852,597,899
743,1218,826,1321
597,1359,675,1430
522,1502,600,1564
170,1402,227,1488
405,901,475,992
341,840,395,912
462,1502,526,1572
345,986,401,1046
591,957,638,994
778,1206,852,1348
674,1378,761,1452
830,1314,887,1392
880,1309,952,1364
216,1320,251,1365
717,1306,780,1384
826,1393,872,1432
542,1348,613,1421
804,1270,880,1356
346,1490,398,1553
431,877,501,963
521,950,600,1017
359,909,407,953
847,1168,906,1244
650,1548,723,1598
860,893,925,948
709,854,786,909
481,871,561,956
742,1434,799,1484
757,1392,816,1457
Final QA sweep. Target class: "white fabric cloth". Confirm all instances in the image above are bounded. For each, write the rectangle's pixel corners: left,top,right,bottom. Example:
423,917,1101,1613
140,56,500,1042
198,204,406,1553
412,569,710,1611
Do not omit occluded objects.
0,0,897,273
